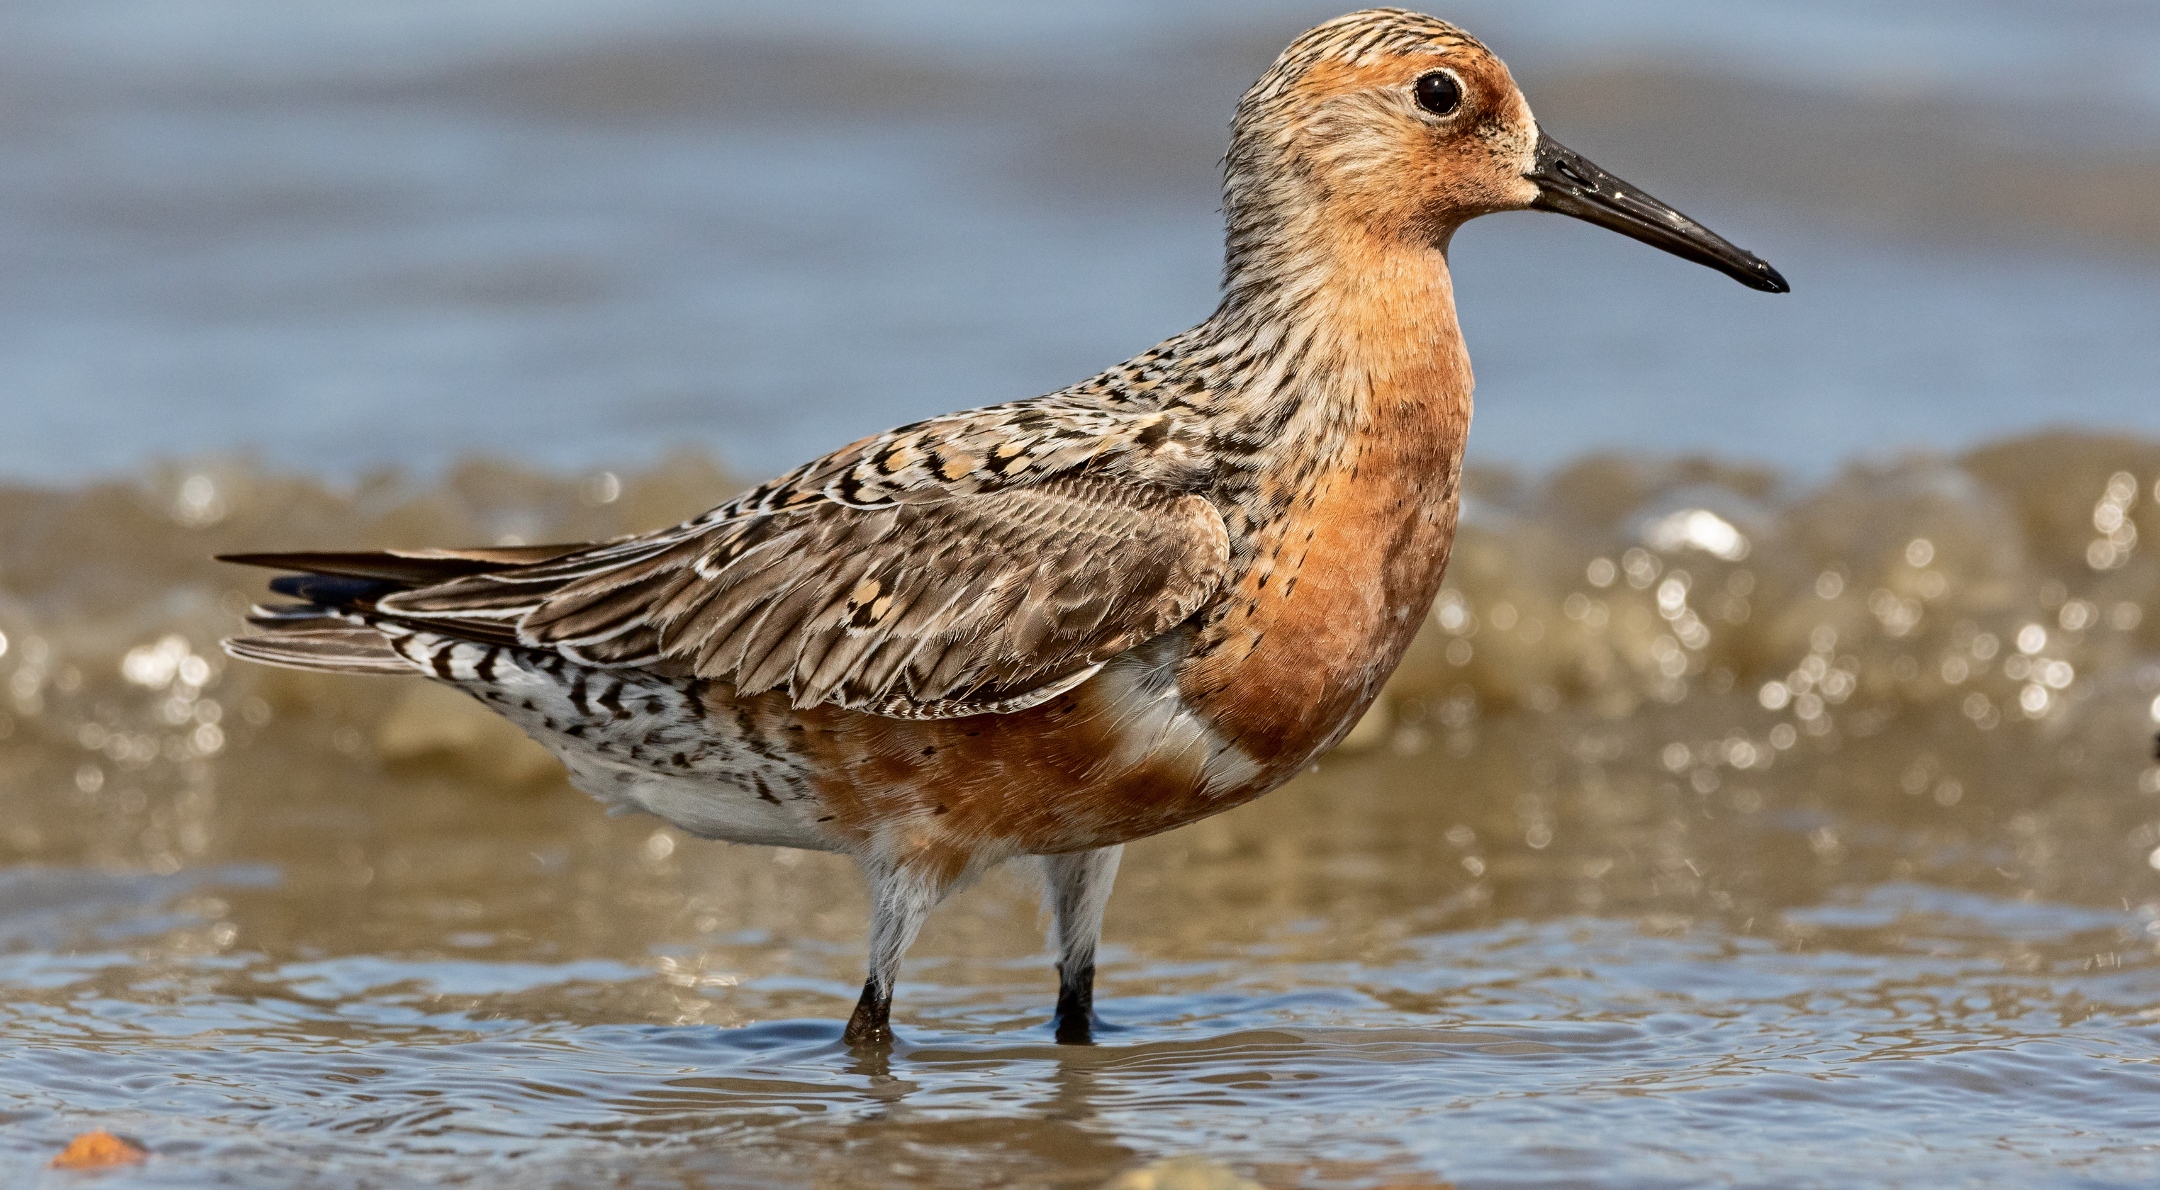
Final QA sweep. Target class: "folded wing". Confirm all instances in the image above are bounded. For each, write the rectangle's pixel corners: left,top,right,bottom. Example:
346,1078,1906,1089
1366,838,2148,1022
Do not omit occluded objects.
379,476,1230,719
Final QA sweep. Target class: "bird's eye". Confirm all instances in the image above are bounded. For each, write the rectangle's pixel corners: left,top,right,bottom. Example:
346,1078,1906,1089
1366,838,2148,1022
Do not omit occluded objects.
1414,71,1462,117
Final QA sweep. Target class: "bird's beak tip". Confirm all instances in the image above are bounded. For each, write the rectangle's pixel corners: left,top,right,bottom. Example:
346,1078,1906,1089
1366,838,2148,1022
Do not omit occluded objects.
1748,261,1792,295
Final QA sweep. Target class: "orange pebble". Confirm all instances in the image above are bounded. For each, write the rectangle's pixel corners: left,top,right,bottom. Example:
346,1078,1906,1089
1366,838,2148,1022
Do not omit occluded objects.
49,1130,148,1169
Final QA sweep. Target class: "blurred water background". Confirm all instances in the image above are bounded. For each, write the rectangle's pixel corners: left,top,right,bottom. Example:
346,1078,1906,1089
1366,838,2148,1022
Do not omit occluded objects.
4,1,2160,1186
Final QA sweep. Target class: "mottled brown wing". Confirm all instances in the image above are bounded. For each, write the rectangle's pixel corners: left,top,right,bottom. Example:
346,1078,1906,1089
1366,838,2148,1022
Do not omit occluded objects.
384,476,1229,719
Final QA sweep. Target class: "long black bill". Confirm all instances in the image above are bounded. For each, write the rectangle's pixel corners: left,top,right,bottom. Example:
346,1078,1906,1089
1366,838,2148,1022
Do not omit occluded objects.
1527,133,1789,293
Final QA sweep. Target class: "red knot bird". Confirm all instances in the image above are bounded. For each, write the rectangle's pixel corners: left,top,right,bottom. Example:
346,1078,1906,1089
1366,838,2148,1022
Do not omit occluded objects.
221,9,1786,1046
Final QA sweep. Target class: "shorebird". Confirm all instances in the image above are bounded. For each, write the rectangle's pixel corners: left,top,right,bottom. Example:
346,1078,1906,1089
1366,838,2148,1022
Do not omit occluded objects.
221,9,1785,1046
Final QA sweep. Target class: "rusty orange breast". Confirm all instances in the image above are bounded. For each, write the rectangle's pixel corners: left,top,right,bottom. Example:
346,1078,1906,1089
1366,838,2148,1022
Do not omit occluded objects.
1182,447,1464,778
1181,305,1472,779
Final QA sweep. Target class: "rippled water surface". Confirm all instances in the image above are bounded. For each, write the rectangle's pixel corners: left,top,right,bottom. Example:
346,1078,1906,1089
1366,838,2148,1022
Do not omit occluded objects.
9,856,2160,1188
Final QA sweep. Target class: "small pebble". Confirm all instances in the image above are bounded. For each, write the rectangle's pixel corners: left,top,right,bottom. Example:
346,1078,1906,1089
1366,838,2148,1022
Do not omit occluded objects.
50,1130,148,1169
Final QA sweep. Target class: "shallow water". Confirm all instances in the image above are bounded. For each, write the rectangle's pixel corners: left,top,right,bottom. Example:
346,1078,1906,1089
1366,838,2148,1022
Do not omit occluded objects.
5,441,2160,1186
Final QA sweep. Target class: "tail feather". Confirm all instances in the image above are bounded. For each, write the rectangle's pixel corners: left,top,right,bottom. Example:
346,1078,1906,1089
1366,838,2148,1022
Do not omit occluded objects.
245,601,343,626
217,545,588,586
267,572,405,608
222,626,418,675
217,544,583,671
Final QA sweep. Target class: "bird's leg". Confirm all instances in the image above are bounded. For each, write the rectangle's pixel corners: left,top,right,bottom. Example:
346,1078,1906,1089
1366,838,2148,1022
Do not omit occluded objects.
843,978,894,1049
843,856,955,1048
1041,845,1123,1044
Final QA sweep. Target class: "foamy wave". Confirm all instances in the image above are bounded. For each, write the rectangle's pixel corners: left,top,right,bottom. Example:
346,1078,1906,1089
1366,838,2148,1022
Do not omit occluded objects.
1,434,2156,876
1366,433,2160,738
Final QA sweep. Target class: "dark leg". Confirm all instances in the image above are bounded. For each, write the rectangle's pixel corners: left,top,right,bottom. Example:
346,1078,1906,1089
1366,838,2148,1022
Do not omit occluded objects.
844,978,893,1046
1040,846,1123,1045
1053,961,1097,1044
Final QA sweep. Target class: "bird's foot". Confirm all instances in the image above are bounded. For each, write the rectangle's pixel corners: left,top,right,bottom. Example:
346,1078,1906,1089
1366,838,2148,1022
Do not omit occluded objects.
1052,1010,1109,1045
1052,963,1111,1044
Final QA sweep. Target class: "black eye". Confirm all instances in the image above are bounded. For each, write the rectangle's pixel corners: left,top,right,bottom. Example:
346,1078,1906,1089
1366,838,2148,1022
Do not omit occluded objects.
1414,71,1462,117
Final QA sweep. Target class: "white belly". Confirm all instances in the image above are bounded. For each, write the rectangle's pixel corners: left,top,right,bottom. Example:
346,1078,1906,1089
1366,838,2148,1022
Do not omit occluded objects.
555,751,836,851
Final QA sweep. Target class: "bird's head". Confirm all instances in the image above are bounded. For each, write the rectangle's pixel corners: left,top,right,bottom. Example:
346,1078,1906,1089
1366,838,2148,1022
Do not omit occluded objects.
1226,8,1787,294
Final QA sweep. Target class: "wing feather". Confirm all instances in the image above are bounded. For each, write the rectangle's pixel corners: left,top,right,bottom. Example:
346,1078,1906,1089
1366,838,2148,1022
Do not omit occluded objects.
379,472,1228,719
